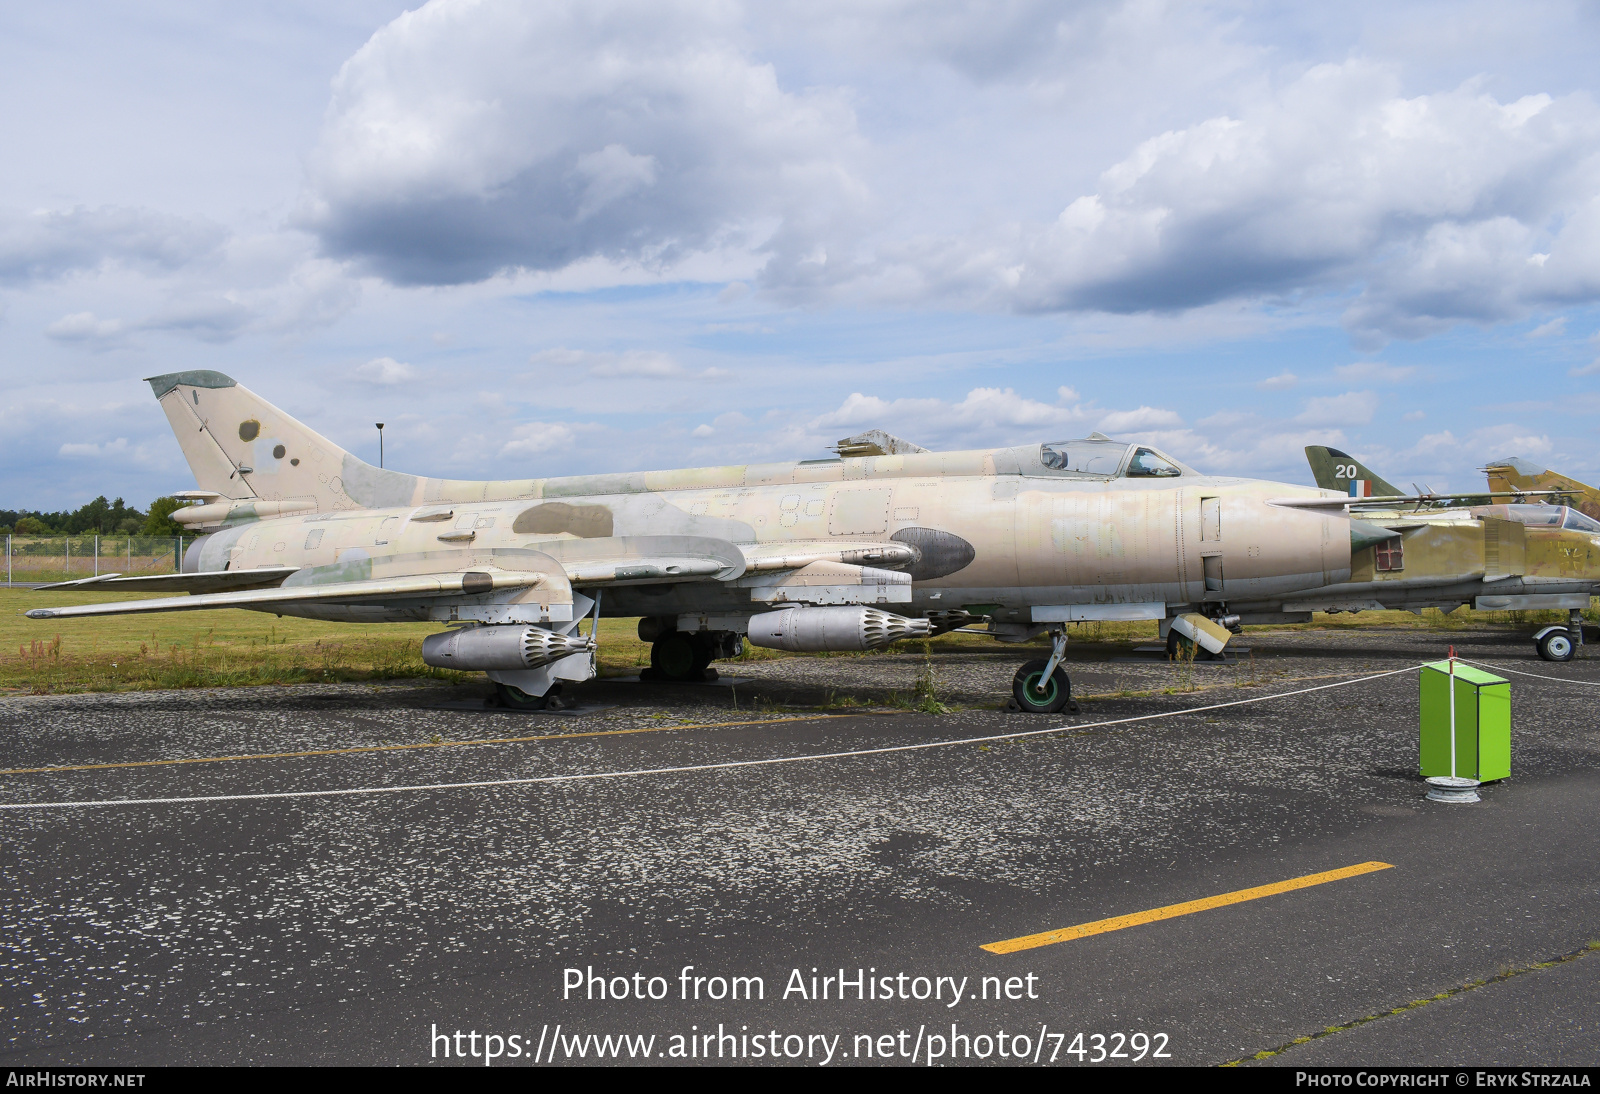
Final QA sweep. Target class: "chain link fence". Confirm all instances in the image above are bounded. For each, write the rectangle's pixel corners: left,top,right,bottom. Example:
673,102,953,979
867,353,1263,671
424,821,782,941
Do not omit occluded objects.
4,535,187,586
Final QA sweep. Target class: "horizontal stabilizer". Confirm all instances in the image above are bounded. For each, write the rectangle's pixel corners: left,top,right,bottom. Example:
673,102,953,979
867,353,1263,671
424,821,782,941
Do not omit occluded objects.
174,498,319,528
25,569,549,620
37,567,299,594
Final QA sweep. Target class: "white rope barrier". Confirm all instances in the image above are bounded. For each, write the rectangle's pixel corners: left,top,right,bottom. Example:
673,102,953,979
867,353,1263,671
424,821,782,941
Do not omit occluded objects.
1454,656,1600,687
0,665,1425,811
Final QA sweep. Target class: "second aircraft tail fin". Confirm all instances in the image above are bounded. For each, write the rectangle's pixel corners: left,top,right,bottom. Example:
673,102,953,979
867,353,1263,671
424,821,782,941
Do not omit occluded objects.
1484,457,1600,521
1305,446,1403,497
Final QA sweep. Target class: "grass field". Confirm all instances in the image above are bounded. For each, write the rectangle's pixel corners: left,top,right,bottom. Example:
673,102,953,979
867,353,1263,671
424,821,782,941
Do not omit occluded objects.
0,587,1588,695
0,588,991,695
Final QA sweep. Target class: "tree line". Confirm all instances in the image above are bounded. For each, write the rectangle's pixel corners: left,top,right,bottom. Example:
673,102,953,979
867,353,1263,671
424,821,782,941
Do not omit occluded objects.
0,496,187,537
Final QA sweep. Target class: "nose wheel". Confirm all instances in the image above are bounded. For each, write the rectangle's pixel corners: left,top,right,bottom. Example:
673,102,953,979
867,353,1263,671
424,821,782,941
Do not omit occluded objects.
1536,629,1576,662
1009,629,1076,714
1534,610,1587,662
1011,660,1072,713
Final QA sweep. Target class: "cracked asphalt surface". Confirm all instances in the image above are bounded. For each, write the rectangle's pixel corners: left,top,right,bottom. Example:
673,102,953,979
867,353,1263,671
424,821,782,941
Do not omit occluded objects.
1,625,1597,1066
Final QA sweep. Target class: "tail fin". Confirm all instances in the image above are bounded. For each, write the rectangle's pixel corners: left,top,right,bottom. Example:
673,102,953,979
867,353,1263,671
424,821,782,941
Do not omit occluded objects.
1305,446,1403,497
1484,457,1600,521
146,371,420,513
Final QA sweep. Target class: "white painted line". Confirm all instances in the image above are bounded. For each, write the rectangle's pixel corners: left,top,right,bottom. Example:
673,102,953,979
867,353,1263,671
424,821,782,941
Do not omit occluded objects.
1456,656,1600,686
0,666,1424,811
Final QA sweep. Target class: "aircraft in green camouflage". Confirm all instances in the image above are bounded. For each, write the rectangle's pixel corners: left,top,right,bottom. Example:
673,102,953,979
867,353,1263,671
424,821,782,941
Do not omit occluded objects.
26,371,1393,712
1304,446,1600,661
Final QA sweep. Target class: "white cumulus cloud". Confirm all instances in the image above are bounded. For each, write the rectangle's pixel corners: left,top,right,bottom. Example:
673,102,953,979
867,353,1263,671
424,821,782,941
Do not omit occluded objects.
59,437,131,459
529,346,730,380
301,0,863,285
1334,362,1417,384
499,422,580,458
354,357,419,385
46,312,125,343
1294,390,1379,427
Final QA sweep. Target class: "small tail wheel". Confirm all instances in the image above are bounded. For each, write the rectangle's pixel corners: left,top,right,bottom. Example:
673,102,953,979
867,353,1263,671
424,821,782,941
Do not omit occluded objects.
1537,629,1576,662
1012,659,1071,714
495,682,560,710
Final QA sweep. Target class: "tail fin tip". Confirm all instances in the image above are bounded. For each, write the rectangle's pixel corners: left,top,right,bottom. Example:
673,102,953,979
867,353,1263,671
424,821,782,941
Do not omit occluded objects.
146,371,239,400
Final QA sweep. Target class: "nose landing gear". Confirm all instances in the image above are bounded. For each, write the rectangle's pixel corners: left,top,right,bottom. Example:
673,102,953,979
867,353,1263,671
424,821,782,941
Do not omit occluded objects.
1009,628,1077,714
1534,609,1589,663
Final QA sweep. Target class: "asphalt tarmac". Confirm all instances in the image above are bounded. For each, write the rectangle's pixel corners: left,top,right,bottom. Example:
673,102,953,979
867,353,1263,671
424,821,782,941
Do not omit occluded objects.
1,625,1597,1067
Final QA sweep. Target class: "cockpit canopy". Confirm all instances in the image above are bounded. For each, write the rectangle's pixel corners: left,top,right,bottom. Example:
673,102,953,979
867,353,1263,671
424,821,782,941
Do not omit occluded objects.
1039,437,1185,479
1471,503,1600,534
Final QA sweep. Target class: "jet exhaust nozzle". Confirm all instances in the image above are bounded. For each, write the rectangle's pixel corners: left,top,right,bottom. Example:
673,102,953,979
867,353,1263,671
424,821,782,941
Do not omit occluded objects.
422,625,593,671
746,606,933,652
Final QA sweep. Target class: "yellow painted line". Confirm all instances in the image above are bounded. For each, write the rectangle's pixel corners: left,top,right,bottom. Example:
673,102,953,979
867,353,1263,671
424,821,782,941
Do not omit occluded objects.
0,714,862,777
981,861,1395,954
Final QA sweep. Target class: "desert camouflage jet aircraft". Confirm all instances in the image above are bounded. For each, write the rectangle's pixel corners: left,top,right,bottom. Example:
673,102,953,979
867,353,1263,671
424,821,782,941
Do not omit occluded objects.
32,371,1381,711
1303,446,1600,661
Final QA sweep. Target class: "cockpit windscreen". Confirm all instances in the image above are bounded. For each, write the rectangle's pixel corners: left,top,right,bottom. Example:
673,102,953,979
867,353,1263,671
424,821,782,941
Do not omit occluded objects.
1126,447,1182,477
1563,508,1600,533
1040,441,1182,477
1040,440,1127,475
1475,504,1600,533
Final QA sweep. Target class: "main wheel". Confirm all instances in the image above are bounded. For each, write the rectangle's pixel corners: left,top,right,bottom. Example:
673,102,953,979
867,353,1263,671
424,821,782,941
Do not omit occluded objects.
1012,659,1071,714
689,633,716,674
650,632,705,681
495,681,559,710
1537,629,1576,662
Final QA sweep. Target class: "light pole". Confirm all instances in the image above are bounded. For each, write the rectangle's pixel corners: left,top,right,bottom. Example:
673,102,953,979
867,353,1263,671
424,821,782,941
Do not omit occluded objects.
376,422,385,468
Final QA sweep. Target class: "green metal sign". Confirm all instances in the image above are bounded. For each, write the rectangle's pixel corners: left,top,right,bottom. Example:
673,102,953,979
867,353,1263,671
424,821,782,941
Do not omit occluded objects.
1419,661,1510,782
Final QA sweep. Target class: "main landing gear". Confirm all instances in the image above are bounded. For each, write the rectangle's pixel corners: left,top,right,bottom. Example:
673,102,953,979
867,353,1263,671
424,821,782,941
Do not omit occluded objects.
640,625,744,683
1009,629,1077,714
493,681,571,711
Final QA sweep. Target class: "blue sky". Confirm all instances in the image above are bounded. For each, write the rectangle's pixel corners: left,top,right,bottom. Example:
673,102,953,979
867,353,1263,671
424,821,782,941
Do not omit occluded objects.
3,0,1599,509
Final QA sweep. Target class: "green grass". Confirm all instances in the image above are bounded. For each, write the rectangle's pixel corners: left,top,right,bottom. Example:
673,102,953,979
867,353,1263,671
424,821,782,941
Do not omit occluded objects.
3,588,1587,696
0,590,976,695
2,588,478,694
